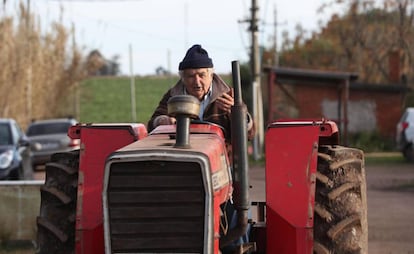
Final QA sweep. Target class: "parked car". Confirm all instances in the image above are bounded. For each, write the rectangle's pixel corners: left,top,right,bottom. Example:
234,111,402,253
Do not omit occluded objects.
396,107,414,161
26,118,79,169
0,118,32,180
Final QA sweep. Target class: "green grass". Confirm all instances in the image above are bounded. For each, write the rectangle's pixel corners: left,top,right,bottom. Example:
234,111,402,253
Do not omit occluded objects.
0,242,34,254
79,76,176,124
364,152,406,165
78,74,232,125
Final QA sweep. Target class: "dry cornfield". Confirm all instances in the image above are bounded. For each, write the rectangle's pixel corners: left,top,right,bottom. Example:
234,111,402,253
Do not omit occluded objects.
0,2,87,130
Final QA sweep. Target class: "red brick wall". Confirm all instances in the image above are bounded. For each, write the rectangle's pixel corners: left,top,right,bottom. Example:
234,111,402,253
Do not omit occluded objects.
269,83,403,139
295,86,337,119
350,90,403,138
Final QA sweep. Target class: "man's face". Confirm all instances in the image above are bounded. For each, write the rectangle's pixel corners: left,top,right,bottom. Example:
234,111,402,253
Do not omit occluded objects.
182,68,213,100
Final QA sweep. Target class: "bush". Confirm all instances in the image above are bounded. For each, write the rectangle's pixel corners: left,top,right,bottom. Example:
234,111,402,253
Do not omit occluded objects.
348,131,395,152
405,90,414,107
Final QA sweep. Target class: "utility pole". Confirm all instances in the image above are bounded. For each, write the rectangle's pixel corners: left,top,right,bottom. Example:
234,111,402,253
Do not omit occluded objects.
273,5,279,66
250,0,263,160
129,44,137,122
167,49,171,75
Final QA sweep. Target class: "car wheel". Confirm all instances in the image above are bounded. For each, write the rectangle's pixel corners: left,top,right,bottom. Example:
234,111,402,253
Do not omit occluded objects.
9,166,21,180
403,144,414,162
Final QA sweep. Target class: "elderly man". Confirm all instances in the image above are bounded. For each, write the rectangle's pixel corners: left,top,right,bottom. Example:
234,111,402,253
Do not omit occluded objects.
147,44,254,141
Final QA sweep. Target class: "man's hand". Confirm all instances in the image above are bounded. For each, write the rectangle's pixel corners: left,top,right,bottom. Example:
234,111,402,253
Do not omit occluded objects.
216,93,234,113
154,115,176,127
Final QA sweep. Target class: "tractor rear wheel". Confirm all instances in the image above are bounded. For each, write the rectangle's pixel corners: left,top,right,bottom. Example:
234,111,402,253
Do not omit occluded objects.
314,145,368,254
35,151,79,254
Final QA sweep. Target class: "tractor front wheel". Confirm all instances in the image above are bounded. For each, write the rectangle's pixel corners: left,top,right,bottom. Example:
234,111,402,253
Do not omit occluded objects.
314,145,368,254
35,151,79,254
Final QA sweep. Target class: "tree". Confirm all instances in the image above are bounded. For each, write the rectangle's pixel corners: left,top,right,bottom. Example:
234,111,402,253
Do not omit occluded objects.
276,0,414,85
86,50,121,76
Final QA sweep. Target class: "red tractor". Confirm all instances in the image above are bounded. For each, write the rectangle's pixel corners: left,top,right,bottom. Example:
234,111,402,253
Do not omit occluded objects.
36,61,368,254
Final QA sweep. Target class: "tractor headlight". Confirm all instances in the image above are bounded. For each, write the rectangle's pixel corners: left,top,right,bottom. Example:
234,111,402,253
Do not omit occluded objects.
0,150,13,169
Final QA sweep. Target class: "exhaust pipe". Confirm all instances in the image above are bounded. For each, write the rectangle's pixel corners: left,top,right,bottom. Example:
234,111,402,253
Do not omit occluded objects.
220,60,250,248
167,95,200,148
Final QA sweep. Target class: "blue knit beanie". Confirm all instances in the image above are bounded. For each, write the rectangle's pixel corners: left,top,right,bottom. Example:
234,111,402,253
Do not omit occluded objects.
179,44,213,70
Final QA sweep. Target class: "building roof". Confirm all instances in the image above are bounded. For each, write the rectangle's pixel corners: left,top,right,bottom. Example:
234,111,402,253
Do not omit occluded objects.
264,65,409,93
351,82,410,93
263,66,359,83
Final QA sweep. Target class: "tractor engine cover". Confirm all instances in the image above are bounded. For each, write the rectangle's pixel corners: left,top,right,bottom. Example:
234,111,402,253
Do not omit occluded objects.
102,124,232,254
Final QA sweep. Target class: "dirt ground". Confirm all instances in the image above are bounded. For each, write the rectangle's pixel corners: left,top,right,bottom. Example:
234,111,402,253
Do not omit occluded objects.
365,162,414,254
249,160,414,254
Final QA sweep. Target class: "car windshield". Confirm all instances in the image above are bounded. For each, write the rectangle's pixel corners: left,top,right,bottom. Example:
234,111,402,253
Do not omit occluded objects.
27,122,72,136
0,123,12,145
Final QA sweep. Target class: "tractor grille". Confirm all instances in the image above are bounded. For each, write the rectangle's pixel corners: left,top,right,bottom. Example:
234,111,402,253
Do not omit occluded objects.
107,160,206,253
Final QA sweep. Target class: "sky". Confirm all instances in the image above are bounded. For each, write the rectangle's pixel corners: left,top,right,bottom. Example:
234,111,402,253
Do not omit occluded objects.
4,0,339,75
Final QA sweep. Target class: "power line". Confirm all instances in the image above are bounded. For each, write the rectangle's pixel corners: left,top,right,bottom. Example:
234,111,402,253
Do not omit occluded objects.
47,0,144,2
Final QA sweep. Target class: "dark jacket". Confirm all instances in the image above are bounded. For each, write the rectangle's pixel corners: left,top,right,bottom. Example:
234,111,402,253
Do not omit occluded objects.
147,73,255,141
